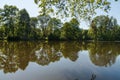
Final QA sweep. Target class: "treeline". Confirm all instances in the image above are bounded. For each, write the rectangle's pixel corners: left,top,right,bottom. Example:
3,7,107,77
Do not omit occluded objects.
0,5,120,41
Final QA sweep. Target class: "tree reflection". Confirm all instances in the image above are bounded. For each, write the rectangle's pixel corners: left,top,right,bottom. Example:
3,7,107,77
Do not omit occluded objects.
0,41,81,73
0,41,38,73
88,42,120,67
35,42,62,65
0,41,120,73
34,41,81,65
60,41,82,61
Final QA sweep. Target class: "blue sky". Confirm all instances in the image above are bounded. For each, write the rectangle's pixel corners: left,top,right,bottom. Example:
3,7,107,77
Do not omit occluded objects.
0,0,120,29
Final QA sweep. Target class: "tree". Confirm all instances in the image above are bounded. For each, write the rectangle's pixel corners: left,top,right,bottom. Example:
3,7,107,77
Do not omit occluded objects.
34,0,117,21
30,17,40,40
0,5,19,39
30,17,38,29
61,18,81,40
47,18,62,40
82,30,90,40
0,26,5,40
37,15,51,39
88,15,109,40
16,9,31,40
88,15,118,41
47,18,62,34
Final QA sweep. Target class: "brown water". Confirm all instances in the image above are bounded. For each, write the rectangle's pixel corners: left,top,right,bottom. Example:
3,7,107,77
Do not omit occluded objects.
0,41,120,80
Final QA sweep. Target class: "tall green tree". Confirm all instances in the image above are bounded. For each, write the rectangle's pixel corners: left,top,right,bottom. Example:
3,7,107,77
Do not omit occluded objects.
30,17,38,29
30,17,40,39
47,18,62,34
37,15,51,39
61,18,81,40
47,18,62,40
0,5,19,39
17,9,31,40
88,15,118,41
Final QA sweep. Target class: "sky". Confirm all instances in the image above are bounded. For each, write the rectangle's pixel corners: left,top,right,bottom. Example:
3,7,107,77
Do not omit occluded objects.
0,0,39,17
0,0,120,29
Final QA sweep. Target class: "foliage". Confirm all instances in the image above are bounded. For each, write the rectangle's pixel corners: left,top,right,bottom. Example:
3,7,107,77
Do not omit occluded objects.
48,28,61,40
88,15,119,41
30,17,38,28
60,18,81,40
0,5,19,39
0,4,120,41
37,15,51,39
16,9,31,40
82,30,90,40
47,18,62,40
34,0,118,21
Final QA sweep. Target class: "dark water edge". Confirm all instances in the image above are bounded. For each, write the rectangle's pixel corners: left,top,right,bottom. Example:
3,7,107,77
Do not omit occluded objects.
0,41,120,80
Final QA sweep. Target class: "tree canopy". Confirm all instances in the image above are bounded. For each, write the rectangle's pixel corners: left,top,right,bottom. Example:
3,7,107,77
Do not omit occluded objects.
34,0,118,21
0,5,19,39
88,15,119,41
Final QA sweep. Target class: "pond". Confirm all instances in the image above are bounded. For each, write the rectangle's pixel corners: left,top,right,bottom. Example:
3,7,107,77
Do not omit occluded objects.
0,41,120,80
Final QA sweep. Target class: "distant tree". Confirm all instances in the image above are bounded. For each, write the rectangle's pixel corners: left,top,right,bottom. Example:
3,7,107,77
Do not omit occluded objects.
47,18,62,40
61,18,81,40
114,26,120,40
0,26,5,40
37,15,51,39
88,15,118,41
17,9,31,40
48,28,61,40
30,17,39,40
30,17,38,29
47,18,62,34
82,30,90,40
0,5,19,39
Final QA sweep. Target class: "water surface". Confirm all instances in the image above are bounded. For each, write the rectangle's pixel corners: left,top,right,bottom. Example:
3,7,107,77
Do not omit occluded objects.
0,41,120,80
